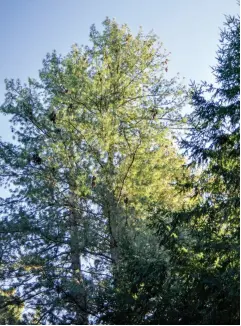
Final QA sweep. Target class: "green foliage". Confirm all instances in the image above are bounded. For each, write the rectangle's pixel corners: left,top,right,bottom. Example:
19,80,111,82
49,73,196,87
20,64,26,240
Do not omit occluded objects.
0,13,238,325
0,289,23,324
149,14,240,325
0,18,188,324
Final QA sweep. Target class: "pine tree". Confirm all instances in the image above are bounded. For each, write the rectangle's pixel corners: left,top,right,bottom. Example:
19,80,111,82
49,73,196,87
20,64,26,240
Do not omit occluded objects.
150,14,240,325
0,18,188,323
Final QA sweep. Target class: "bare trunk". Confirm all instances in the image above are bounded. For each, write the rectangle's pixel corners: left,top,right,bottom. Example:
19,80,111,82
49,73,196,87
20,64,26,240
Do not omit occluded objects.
109,211,119,265
70,226,88,324
106,194,125,274
107,149,121,266
69,194,88,324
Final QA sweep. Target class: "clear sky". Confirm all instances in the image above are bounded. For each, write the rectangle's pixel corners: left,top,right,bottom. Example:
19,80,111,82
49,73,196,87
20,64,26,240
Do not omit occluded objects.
0,0,239,160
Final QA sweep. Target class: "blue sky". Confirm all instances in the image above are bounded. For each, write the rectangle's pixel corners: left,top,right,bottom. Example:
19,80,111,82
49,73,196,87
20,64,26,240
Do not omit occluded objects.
0,0,239,154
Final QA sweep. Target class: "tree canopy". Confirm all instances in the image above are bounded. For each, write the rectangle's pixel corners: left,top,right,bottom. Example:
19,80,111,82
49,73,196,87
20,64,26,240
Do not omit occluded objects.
150,13,240,325
0,14,239,325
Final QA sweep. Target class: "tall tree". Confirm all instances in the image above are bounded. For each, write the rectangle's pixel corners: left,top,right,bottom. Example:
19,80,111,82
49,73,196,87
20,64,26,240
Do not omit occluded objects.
0,18,188,324
150,13,240,325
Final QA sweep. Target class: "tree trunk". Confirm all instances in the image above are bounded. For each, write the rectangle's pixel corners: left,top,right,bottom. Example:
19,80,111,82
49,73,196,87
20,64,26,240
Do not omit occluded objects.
69,195,88,324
